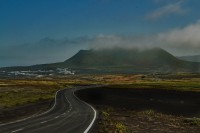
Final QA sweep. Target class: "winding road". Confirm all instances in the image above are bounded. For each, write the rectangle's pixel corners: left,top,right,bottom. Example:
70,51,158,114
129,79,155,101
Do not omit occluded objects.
0,86,97,133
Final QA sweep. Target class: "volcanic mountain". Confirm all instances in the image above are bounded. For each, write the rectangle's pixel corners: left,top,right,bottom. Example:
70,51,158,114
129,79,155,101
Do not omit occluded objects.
59,48,199,73
1,48,200,73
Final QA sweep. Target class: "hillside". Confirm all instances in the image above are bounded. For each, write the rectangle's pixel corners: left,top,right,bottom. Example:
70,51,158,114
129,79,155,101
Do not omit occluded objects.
64,48,182,67
1,48,200,74
178,55,200,62
60,48,199,73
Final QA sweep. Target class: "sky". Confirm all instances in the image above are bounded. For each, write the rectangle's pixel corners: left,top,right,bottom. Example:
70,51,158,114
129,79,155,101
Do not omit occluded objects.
0,0,200,67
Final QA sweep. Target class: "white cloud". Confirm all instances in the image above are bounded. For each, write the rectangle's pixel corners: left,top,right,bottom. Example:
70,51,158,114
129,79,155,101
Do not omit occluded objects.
1,19,200,67
158,20,200,50
89,20,200,56
147,0,187,20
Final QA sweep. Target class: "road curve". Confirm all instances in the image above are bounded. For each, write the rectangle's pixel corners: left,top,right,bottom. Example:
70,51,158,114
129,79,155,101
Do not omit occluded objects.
0,86,97,133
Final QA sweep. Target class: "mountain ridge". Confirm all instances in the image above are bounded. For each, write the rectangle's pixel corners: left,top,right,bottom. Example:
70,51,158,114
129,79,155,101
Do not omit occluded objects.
1,48,200,74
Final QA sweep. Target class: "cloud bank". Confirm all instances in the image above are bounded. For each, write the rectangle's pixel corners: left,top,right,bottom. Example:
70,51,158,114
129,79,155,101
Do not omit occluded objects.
89,20,200,56
1,19,200,67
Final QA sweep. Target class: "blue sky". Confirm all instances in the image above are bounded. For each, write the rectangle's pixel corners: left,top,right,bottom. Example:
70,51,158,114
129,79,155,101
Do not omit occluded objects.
0,0,200,66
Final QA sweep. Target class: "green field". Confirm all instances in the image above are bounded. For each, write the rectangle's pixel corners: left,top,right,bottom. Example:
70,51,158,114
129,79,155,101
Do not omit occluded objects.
0,79,71,108
1,74,200,108
0,74,200,127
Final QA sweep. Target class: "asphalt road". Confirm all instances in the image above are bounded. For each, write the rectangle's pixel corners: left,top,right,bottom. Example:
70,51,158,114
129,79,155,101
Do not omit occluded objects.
0,86,97,133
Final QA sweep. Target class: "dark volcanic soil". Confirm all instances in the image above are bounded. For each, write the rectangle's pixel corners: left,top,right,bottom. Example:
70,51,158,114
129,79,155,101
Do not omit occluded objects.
76,87,200,116
0,100,53,124
76,87,200,132
94,105,200,133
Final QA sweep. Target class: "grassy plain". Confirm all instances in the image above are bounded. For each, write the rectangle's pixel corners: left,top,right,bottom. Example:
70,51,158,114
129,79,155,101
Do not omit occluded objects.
1,73,200,109
0,79,70,108
0,73,200,131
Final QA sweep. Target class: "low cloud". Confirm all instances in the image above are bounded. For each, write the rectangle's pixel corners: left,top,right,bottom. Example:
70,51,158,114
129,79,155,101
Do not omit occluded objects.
158,20,200,47
0,37,90,67
89,20,200,56
157,20,200,54
147,0,187,20
1,20,200,67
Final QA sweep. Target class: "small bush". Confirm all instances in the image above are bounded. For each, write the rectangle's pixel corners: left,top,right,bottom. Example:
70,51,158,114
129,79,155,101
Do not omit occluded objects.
143,109,155,116
115,122,127,132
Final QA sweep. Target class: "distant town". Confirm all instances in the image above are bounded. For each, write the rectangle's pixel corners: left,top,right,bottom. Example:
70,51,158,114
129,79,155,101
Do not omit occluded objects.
0,68,75,78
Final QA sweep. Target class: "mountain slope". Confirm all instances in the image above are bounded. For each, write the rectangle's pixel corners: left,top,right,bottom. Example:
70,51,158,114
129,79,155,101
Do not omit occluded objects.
64,48,181,67
1,48,200,73
178,55,200,62
60,48,200,73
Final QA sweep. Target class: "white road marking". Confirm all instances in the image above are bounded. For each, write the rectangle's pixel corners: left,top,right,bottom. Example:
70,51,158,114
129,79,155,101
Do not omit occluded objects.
40,121,47,124
83,101,97,133
55,116,60,119
2,86,100,133
11,128,24,133
39,90,60,115
64,94,73,113
72,90,97,133
0,90,61,126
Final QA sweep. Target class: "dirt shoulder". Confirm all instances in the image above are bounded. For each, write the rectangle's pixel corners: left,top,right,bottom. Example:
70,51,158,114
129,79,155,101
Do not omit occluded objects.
0,99,53,124
95,105,200,133
76,87,200,116
76,87,200,132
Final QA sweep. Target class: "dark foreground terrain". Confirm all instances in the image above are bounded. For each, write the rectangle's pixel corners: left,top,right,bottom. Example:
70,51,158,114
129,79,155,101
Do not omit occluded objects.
0,100,53,123
0,88,96,133
95,106,200,133
76,87,200,116
1,75,200,132
76,87,200,132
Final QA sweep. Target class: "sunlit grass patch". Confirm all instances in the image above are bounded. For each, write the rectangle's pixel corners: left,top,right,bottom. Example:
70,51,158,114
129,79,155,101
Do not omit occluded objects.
0,79,73,108
184,118,200,126
142,109,156,116
115,122,127,132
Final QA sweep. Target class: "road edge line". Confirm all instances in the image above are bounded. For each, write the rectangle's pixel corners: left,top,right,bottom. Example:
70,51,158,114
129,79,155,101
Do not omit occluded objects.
72,90,97,133
0,89,61,126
